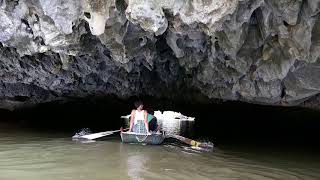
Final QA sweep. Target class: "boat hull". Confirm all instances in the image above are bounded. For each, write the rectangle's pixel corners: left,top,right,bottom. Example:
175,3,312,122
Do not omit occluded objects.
120,132,165,145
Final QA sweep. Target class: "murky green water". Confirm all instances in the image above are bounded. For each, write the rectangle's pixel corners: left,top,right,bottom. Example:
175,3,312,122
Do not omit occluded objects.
0,120,320,180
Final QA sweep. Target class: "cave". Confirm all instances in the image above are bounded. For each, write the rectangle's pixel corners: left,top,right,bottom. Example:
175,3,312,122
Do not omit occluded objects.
0,96,319,149
1,0,320,179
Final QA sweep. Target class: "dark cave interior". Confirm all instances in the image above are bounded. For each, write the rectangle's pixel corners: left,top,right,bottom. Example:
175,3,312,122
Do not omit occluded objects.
0,96,320,149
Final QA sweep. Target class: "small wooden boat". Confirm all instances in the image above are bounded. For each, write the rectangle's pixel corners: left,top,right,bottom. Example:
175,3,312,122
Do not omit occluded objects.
120,131,165,145
73,128,213,150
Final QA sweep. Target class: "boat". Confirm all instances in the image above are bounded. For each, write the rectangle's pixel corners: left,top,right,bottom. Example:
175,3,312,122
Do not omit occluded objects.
72,128,213,150
120,131,165,145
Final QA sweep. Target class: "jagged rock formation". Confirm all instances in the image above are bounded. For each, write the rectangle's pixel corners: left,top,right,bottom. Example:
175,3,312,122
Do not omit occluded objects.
0,0,319,110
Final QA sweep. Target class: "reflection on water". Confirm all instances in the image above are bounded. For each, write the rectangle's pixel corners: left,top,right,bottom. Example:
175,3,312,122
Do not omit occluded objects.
159,118,182,135
0,122,319,180
127,155,148,180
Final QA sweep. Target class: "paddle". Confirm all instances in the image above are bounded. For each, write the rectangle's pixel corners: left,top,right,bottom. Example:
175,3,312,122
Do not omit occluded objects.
77,128,129,140
168,134,214,149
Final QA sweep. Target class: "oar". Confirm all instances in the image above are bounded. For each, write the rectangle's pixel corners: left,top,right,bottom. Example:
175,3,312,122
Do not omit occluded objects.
78,128,128,140
168,134,213,149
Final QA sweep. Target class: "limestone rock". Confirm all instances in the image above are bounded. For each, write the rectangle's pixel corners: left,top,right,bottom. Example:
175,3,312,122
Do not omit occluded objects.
126,0,168,36
0,0,319,109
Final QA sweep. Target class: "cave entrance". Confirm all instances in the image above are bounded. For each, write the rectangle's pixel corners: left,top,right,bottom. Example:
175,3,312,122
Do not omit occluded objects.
0,96,320,148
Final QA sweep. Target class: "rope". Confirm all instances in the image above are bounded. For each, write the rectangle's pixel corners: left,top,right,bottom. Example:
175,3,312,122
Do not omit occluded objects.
136,134,149,142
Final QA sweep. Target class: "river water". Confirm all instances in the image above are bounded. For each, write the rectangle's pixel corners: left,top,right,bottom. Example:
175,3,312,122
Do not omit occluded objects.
0,118,320,180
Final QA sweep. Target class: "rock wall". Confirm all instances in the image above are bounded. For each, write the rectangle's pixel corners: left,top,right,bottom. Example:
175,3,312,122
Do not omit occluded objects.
0,0,319,109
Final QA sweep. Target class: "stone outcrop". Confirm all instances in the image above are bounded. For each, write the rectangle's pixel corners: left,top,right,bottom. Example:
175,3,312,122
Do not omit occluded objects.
0,0,320,110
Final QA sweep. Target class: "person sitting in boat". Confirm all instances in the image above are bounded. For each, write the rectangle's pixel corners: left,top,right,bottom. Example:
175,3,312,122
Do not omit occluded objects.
147,109,160,133
129,100,151,134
